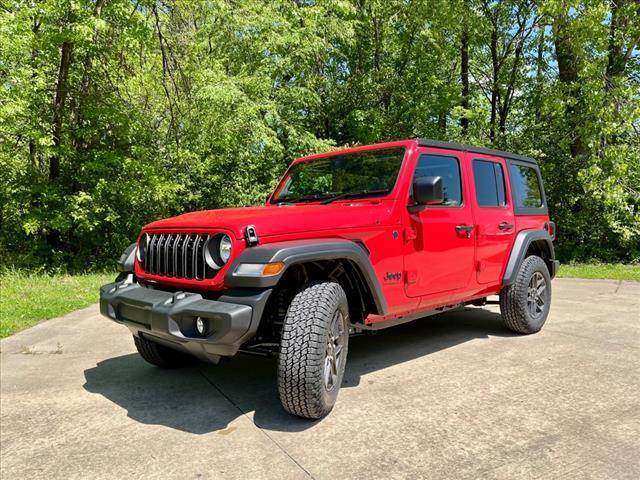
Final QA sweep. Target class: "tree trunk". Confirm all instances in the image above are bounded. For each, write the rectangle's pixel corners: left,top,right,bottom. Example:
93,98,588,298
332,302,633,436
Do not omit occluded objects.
29,15,40,169
605,0,624,88
73,0,107,151
460,0,470,134
153,4,181,147
499,40,524,136
534,25,545,122
438,111,447,135
552,11,586,159
50,41,73,181
489,26,498,143
603,0,639,147
605,0,639,87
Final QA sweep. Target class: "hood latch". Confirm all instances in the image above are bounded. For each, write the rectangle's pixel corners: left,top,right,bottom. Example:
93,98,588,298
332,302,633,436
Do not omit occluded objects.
245,225,259,246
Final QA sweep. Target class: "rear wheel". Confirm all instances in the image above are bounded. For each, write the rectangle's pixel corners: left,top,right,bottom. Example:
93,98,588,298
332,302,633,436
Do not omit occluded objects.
500,255,552,334
133,335,195,368
277,281,349,419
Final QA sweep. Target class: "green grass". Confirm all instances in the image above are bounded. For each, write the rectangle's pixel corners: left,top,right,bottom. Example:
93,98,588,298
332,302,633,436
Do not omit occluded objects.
0,271,115,338
556,263,640,281
0,262,637,339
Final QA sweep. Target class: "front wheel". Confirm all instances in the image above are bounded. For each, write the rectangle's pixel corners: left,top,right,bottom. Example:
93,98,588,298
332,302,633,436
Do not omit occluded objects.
500,255,552,334
277,281,349,419
133,335,195,368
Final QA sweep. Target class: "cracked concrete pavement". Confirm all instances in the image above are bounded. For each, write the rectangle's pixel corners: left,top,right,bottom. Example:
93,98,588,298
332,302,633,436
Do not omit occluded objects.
1,278,639,479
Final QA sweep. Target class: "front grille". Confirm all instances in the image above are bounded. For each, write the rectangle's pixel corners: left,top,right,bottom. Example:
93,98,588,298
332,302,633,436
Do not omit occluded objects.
142,233,214,280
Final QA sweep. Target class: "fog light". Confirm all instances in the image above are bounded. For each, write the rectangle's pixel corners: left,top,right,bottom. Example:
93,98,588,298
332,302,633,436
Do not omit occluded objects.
195,317,206,335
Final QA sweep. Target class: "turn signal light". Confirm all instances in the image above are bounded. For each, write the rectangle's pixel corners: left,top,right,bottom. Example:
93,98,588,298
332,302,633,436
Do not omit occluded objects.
234,262,286,277
262,262,285,276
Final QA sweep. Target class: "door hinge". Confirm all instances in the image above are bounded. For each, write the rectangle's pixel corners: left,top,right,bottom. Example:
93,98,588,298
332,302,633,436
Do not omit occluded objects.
405,270,418,284
404,227,417,242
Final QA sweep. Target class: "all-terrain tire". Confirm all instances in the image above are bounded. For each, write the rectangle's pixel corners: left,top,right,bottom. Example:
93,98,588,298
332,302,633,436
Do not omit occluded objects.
277,281,349,419
133,335,195,368
500,255,552,334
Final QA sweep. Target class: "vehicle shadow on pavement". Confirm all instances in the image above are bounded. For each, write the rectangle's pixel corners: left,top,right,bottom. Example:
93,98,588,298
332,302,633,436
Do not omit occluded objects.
83,307,514,435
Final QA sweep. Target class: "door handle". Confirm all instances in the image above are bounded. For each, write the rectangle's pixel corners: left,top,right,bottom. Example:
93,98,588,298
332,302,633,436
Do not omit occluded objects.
499,222,514,231
456,224,474,238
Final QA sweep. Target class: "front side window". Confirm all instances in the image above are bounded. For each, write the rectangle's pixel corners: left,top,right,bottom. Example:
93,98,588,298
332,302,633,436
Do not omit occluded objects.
414,154,462,206
473,159,507,207
509,163,543,209
272,147,405,203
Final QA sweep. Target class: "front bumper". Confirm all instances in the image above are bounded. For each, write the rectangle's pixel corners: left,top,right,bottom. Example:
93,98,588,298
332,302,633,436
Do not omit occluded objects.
99,278,271,362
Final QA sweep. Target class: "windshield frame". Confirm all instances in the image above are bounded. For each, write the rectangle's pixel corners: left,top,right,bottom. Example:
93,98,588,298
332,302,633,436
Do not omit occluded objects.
269,146,408,205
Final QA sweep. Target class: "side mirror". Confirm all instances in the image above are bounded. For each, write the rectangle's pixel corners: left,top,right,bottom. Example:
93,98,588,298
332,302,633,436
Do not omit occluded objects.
413,176,444,205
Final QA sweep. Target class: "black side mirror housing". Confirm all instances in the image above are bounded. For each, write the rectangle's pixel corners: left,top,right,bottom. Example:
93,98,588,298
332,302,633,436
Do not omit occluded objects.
413,176,444,205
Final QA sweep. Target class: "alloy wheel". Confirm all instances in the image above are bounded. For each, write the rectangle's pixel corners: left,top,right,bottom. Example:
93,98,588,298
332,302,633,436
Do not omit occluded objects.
527,271,547,317
324,310,346,391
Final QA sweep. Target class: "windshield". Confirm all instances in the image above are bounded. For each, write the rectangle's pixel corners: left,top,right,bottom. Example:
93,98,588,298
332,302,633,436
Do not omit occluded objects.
272,147,405,204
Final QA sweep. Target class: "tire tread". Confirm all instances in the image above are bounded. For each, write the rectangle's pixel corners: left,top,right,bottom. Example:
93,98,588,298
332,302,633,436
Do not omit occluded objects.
277,281,348,419
133,335,194,368
500,255,551,334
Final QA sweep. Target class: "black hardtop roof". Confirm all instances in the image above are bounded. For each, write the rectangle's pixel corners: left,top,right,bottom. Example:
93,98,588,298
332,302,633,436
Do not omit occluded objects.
416,138,537,165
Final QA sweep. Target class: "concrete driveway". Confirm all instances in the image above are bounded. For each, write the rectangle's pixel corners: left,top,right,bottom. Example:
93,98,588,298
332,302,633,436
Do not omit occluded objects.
1,278,638,479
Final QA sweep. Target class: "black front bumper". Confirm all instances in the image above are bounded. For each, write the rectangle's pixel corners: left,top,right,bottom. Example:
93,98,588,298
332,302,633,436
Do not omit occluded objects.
99,278,271,362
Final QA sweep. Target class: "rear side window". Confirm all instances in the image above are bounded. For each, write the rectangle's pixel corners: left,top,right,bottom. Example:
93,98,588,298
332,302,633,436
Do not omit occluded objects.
473,159,507,207
415,154,462,206
509,163,543,209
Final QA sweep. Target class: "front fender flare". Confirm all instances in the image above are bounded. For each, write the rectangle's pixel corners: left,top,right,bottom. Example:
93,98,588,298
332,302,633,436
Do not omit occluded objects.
224,239,388,315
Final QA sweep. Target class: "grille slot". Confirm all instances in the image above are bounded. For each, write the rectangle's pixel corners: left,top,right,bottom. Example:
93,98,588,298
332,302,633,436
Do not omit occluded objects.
141,233,213,280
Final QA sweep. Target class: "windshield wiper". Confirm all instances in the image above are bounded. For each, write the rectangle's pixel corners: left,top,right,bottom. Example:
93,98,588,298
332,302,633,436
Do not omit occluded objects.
320,189,390,205
274,193,332,204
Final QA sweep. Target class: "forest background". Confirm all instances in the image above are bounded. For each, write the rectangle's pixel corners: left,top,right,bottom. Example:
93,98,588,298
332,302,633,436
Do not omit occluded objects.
1,0,638,272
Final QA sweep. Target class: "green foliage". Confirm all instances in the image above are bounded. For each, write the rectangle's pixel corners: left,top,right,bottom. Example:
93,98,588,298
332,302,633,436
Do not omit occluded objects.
0,0,638,271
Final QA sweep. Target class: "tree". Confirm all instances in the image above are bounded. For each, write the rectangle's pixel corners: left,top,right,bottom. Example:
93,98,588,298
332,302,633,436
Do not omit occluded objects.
0,0,638,269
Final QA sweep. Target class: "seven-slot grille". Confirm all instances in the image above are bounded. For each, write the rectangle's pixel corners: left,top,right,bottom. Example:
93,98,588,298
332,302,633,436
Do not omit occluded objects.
142,233,215,280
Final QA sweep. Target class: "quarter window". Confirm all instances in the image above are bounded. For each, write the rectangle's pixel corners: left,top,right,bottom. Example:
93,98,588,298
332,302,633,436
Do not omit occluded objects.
414,154,462,206
473,159,507,207
509,163,543,208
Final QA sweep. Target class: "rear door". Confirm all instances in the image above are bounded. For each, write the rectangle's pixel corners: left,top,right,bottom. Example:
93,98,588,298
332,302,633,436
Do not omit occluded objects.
470,155,515,284
404,150,475,297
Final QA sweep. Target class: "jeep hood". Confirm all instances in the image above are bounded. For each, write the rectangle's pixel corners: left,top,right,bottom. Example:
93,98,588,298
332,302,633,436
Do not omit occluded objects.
144,202,396,239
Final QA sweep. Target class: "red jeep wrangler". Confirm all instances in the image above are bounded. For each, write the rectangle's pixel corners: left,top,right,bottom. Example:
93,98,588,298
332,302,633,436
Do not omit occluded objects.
100,139,559,419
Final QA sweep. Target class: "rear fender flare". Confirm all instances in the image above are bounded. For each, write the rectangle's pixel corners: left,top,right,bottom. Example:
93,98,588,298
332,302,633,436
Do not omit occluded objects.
503,230,556,286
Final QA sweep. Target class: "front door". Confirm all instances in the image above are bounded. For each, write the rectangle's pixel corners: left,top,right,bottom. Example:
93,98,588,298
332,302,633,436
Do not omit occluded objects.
404,151,476,298
470,155,515,284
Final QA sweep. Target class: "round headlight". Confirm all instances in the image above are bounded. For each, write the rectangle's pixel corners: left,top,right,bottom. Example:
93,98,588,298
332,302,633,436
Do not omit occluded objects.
204,234,233,269
219,234,232,264
136,233,149,262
